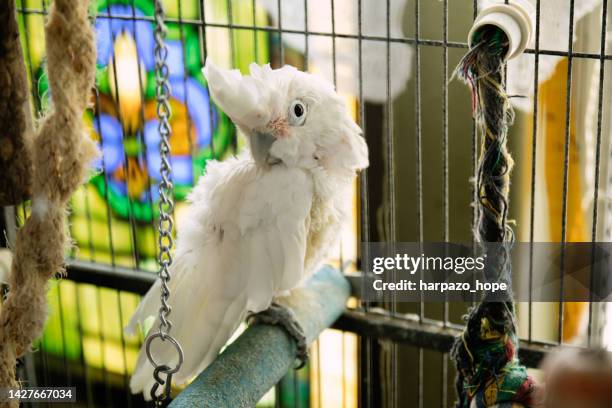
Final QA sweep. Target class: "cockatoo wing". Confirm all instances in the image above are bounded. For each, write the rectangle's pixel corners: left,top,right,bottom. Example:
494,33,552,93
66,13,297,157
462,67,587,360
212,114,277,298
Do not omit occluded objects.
127,154,313,397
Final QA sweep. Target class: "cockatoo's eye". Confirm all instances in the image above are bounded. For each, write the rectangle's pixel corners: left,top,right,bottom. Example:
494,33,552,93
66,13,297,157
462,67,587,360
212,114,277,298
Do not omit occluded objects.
288,100,307,126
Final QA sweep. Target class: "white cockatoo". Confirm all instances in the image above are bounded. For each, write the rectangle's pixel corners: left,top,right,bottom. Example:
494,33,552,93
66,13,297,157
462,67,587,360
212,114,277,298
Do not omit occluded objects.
127,58,369,397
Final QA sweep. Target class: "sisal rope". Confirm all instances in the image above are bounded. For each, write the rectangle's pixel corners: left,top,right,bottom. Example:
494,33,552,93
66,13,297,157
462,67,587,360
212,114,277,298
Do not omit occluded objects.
0,1,97,405
0,1,34,206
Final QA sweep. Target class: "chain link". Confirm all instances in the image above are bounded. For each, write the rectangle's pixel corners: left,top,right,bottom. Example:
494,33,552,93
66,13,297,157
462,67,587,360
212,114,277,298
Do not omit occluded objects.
145,1,184,406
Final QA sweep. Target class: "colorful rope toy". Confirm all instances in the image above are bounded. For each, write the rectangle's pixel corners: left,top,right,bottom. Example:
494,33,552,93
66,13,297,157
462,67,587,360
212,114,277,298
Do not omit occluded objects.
451,25,540,408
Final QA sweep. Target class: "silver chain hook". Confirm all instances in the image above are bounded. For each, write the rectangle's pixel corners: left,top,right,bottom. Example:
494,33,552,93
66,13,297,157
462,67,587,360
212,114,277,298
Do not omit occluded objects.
145,1,184,406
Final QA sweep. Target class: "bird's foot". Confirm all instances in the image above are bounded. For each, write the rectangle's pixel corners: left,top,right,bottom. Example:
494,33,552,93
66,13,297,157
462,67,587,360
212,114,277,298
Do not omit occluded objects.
248,302,308,369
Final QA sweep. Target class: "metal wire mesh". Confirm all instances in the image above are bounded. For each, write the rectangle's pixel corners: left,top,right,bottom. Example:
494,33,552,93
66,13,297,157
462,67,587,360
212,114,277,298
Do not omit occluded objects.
2,0,611,407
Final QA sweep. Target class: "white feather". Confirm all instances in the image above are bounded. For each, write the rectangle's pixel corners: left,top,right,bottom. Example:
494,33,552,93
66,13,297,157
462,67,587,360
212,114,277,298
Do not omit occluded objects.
129,61,369,399
128,154,313,396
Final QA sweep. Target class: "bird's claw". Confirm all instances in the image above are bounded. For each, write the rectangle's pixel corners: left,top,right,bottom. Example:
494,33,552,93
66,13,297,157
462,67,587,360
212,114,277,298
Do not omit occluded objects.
248,302,308,369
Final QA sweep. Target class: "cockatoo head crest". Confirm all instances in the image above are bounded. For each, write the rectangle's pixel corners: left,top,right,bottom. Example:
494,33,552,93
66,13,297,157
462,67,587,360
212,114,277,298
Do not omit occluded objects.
204,59,368,175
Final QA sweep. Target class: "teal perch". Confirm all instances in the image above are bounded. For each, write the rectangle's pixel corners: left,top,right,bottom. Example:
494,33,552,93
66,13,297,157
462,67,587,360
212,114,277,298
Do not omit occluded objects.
169,266,350,408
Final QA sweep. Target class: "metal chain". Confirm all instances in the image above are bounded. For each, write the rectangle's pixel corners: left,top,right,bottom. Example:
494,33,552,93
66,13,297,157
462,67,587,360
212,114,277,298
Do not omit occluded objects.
145,1,184,406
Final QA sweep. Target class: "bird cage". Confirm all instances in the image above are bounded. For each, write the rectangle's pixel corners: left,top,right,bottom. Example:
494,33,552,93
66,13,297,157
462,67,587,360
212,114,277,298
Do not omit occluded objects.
2,0,612,407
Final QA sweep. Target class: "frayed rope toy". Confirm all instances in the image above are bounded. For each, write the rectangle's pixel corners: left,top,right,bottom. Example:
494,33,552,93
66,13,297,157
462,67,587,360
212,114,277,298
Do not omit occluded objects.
0,1,98,406
450,25,541,408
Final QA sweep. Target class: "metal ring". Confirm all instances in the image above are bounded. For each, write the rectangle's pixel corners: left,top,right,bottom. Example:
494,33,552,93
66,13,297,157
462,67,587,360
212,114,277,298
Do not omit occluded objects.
145,332,184,374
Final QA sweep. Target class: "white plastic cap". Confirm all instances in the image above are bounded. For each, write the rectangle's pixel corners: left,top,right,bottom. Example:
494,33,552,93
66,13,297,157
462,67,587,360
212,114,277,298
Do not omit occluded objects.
468,0,535,61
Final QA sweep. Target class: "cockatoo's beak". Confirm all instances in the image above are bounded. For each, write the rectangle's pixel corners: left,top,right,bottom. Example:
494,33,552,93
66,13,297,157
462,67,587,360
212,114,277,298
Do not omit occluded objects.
250,132,279,167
